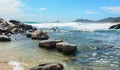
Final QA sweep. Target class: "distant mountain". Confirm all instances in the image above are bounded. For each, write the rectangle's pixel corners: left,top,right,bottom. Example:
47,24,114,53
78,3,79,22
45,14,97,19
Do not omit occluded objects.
73,19,94,22
73,17,120,23
113,17,120,22
96,17,117,22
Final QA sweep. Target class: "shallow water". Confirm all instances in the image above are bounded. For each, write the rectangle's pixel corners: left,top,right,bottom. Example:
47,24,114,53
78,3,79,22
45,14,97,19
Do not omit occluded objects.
0,22,120,70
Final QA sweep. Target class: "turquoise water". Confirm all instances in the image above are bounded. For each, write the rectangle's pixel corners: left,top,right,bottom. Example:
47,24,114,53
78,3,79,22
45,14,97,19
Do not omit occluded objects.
0,22,120,70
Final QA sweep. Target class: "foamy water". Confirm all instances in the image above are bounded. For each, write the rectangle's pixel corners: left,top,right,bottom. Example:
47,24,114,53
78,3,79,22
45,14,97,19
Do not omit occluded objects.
8,61,24,70
28,22,118,31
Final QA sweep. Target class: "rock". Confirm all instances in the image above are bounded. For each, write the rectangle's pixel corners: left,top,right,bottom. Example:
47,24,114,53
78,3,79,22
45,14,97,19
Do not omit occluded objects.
39,40,63,49
109,24,120,29
19,24,32,30
10,28,18,34
56,42,77,55
30,63,63,70
0,27,8,33
7,22,16,27
0,19,9,27
9,20,36,31
0,18,4,23
0,35,11,41
32,30,49,40
25,31,33,38
9,20,22,25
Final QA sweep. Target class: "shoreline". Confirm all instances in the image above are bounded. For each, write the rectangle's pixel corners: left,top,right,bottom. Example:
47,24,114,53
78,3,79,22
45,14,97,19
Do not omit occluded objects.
0,63,13,70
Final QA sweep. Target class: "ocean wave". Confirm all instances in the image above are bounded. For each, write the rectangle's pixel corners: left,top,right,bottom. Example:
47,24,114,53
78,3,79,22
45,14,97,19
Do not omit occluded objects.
27,22,118,31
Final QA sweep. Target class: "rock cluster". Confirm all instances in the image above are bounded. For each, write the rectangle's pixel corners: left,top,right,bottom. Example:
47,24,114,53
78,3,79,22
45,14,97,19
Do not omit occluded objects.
31,30,49,40
0,19,49,41
39,40,63,49
39,40,77,55
56,42,77,55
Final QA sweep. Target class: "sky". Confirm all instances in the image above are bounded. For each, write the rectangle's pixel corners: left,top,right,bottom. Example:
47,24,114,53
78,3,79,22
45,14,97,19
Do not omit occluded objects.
0,0,120,22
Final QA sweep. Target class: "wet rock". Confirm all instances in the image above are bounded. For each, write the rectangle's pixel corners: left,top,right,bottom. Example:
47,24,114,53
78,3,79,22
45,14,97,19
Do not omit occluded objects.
30,63,63,70
109,24,120,29
0,35,11,41
32,30,49,40
25,31,33,38
39,40,63,49
56,42,77,55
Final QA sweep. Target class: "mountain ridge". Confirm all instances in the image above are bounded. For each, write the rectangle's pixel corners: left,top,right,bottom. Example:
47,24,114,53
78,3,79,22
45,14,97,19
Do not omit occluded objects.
73,17,120,22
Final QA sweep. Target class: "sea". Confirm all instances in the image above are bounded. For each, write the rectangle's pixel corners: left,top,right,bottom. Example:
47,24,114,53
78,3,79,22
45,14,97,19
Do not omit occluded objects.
0,22,120,70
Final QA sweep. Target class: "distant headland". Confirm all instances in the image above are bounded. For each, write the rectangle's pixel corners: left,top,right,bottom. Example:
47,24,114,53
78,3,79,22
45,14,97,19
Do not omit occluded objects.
73,17,120,23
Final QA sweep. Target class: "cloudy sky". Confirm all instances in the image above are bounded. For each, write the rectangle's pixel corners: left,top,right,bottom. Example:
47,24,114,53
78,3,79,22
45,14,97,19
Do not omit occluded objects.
0,0,120,22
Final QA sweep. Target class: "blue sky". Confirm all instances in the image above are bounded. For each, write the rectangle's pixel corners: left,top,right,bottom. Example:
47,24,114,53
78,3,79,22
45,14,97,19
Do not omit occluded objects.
0,0,120,22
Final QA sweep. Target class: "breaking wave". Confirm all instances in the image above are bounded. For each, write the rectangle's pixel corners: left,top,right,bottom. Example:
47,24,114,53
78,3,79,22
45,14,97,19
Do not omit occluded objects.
27,22,118,31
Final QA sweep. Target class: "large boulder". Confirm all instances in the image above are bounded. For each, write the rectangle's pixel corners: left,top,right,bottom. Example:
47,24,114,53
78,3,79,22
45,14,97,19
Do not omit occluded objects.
109,24,120,29
19,24,32,30
39,40,63,49
32,30,49,40
0,35,11,41
0,19,9,27
30,63,63,70
9,20,22,25
56,42,77,55
9,20,37,31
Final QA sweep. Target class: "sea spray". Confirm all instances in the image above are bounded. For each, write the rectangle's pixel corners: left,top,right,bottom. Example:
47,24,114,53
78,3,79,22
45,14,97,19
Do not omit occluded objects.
8,61,24,70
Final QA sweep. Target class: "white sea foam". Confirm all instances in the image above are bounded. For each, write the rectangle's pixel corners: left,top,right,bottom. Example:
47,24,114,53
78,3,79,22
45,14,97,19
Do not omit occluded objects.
8,61,24,70
28,22,118,31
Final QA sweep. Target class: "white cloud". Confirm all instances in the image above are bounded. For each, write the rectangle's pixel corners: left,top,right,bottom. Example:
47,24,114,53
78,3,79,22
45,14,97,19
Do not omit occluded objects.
0,0,25,19
38,8,46,12
101,6,120,14
85,10,99,14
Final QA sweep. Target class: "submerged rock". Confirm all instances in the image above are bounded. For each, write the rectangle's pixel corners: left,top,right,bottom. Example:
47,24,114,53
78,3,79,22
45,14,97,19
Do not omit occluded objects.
30,63,63,70
39,40,63,49
32,30,49,40
0,35,11,41
56,42,77,55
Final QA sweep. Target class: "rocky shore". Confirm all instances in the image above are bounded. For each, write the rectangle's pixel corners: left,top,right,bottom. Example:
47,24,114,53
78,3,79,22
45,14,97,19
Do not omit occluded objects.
0,18,78,70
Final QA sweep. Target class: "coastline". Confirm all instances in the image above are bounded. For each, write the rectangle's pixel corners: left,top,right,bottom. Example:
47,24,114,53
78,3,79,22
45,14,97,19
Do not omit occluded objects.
0,19,120,70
